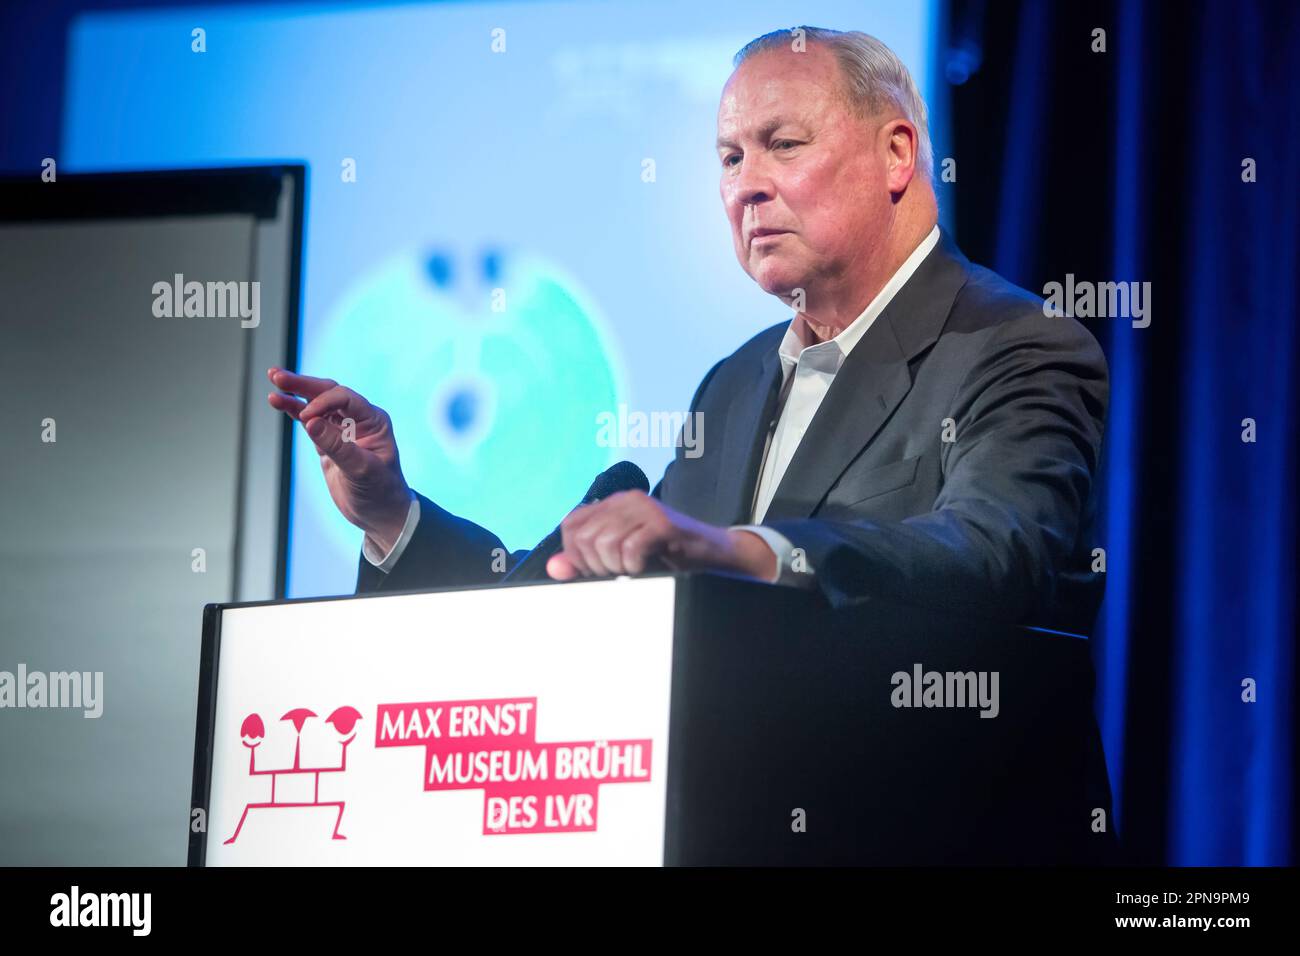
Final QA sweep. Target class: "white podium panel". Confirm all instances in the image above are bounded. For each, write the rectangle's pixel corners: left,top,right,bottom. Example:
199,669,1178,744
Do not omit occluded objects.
195,577,677,865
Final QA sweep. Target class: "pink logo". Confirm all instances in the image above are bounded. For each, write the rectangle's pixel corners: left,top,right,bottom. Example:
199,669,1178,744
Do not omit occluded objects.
375,697,651,834
222,705,362,845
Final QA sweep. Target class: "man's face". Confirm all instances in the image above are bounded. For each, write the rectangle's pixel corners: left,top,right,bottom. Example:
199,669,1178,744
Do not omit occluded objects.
717,45,893,301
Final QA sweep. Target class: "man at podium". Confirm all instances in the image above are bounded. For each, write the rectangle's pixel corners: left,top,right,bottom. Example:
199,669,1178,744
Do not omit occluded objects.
268,27,1107,637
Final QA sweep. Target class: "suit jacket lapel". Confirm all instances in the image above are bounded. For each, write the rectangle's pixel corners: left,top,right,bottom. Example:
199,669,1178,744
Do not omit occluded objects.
760,229,971,522
713,347,782,525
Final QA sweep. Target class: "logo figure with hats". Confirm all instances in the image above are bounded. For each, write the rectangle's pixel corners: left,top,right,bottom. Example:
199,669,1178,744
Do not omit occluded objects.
223,705,362,844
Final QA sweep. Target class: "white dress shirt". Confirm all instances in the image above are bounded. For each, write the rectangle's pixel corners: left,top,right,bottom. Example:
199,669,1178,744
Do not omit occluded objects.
366,225,942,585
731,224,941,584
362,491,421,571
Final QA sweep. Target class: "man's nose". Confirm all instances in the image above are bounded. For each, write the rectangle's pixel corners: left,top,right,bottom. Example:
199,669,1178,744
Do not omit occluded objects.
733,158,775,206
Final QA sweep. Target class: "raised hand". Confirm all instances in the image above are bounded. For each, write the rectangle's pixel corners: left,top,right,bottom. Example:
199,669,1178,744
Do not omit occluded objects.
267,368,412,552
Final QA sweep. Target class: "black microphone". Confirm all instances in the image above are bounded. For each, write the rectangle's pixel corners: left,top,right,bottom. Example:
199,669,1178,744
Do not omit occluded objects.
499,461,650,584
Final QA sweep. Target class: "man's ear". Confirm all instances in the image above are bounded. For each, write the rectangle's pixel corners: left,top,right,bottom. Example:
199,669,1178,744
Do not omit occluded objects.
881,118,919,194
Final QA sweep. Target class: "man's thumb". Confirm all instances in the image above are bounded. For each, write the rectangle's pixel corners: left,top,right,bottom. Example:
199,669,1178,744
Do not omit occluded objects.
546,552,579,581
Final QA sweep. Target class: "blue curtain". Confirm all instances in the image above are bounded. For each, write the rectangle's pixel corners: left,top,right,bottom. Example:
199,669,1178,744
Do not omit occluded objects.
947,0,1297,864
1170,1,1297,866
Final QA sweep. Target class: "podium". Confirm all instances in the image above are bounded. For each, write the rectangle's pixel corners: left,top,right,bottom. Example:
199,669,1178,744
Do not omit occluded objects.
189,573,1113,865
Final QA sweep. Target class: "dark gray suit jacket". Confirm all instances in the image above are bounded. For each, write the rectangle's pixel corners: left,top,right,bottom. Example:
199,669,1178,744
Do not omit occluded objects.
358,228,1109,636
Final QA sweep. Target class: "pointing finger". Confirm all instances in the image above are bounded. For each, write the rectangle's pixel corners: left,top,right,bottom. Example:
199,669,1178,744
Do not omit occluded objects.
300,385,373,425
268,368,338,401
268,391,307,420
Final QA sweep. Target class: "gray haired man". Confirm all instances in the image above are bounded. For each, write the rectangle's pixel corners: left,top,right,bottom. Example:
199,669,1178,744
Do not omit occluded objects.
270,27,1108,636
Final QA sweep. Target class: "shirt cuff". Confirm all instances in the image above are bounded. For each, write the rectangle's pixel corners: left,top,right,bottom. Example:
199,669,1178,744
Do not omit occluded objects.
729,524,817,588
362,493,420,573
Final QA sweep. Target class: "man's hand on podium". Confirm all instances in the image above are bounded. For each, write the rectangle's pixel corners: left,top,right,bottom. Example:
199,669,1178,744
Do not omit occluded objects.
544,489,778,583
266,368,413,553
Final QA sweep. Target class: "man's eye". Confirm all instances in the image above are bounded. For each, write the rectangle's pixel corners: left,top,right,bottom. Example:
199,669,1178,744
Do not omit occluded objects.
722,154,741,168
774,140,798,150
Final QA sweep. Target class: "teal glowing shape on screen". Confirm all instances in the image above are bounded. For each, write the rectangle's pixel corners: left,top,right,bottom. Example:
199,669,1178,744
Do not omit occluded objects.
301,246,623,561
